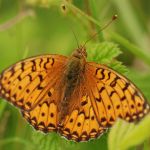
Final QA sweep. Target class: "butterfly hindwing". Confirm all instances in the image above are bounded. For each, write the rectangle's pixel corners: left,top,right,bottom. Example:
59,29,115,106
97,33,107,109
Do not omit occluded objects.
21,73,67,133
58,83,106,142
22,102,58,132
0,55,67,111
86,62,150,127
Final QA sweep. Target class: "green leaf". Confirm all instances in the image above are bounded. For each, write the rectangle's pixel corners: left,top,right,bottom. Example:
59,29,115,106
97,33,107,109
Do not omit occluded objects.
87,41,128,74
0,137,32,149
108,115,150,150
87,41,121,63
28,131,77,150
109,61,128,75
0,100,7,120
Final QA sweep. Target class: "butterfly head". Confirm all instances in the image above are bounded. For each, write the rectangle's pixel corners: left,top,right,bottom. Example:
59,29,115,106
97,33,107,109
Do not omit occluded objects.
72,45,87,59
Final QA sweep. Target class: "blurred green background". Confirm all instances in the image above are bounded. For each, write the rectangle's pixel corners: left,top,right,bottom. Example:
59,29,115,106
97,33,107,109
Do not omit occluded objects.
0,0,150,150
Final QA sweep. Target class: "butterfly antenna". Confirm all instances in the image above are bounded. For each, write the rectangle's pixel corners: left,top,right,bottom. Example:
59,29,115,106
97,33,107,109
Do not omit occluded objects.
83,14,118,47
70,27,80,48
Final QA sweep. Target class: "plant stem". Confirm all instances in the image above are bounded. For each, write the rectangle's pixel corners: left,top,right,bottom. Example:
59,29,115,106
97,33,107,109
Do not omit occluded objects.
110,0,149,52
64,1,101,28
88,0,104,41
65,1,150,66
111,32,150,66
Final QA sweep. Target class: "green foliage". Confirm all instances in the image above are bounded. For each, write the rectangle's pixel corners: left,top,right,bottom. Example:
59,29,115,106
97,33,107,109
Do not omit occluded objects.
87,42,121,64
87,42,128,74
128,72,150,99
0,0,150,150
108,115,150,150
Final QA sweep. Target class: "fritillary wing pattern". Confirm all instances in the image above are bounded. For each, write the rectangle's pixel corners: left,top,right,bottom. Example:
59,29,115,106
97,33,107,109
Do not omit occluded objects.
58,81,106,142
22,101,58,132
0,55,67,111
86,62,150,127
0,46,149,143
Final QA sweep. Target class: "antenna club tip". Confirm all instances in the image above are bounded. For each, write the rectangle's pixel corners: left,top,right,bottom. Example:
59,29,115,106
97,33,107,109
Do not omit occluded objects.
112,14,118,20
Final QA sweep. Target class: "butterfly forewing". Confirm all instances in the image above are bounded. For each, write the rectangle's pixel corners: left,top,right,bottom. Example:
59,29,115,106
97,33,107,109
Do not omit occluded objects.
86,62,150,127
0,55,67,111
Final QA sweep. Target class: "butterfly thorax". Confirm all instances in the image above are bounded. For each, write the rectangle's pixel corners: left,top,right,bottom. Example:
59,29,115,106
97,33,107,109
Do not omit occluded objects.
58,47,87,123
71,46,87,59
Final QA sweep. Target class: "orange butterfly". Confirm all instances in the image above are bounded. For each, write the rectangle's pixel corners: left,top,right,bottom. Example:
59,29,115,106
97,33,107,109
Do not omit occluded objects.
0,46,149,142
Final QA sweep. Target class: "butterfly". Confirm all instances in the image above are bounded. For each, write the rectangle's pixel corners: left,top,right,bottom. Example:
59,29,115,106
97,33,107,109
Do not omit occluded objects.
0,46,149,142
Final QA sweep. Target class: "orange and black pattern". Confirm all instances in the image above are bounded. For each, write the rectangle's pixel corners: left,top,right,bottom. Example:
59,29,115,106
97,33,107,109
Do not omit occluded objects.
86,62,150,126
0,54,149,142
0,55,67,110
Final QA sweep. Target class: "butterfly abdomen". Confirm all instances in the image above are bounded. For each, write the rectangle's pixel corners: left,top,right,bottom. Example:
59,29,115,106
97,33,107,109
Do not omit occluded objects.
58,56,86,123
64,56,85,95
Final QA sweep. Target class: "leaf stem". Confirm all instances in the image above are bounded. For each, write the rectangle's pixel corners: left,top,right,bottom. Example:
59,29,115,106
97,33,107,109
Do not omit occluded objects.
110,32,150,66
88,0,104,41
64,1,101,28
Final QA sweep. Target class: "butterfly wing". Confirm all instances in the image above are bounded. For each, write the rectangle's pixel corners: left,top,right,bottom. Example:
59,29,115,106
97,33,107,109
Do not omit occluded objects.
0,54,68,111
59,63,150,141
1,53,149,142
58,61,150,142
85,62,150,127
58,77,106,142
22,100,58,132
